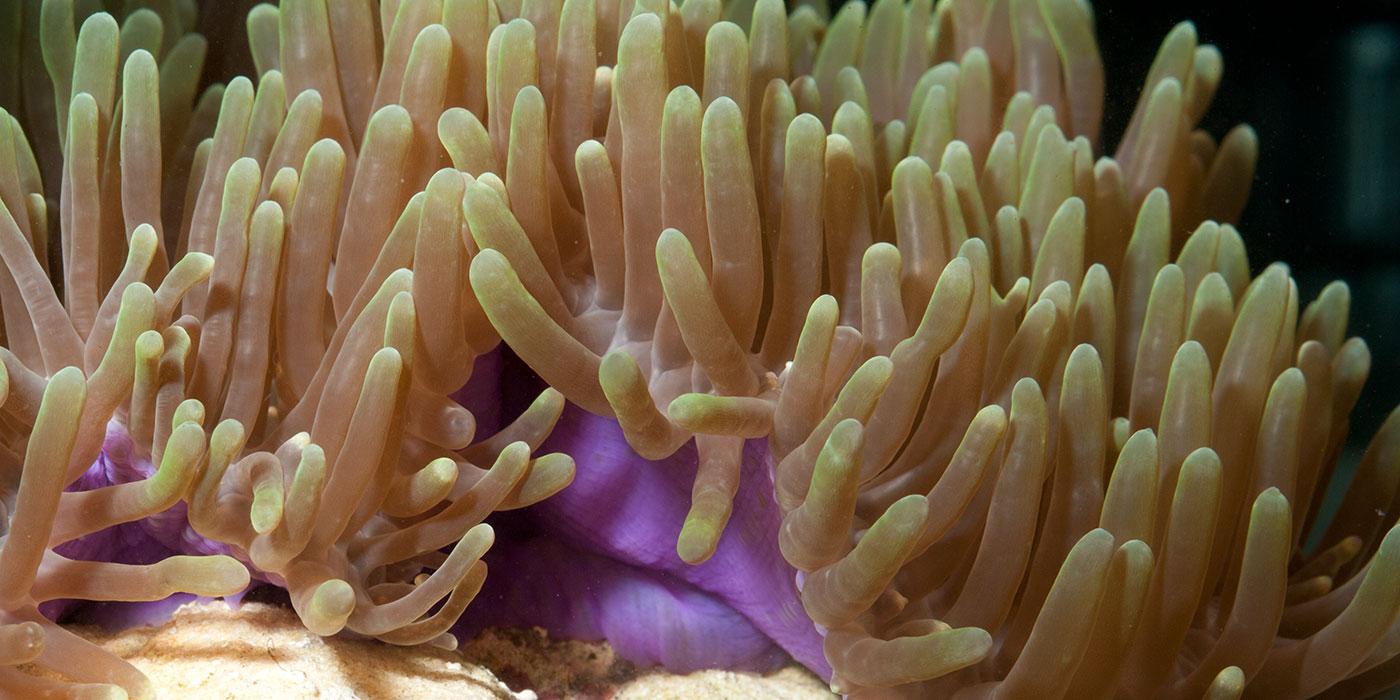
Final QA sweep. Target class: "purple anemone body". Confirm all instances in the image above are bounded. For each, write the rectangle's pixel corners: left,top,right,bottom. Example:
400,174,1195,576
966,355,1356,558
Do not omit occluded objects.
46,423,238,627
49,351,826,679
459,354,828,677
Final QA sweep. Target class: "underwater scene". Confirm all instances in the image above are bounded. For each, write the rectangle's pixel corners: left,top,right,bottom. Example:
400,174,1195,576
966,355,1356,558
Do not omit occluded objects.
0,0,1397,697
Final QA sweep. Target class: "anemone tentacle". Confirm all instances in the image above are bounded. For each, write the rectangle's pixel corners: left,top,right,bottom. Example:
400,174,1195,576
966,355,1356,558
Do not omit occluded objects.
0,0,575,694
0,1,1396,698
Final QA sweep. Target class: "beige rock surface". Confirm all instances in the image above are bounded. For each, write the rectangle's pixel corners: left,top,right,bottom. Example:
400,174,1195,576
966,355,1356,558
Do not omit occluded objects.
61,601,834,699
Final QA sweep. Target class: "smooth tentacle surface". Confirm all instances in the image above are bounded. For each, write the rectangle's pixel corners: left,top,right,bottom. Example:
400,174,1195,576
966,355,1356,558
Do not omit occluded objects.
0,0,575,694
733,3,1398,698
461,0,1256,565
448,0,1397,697
316,0,838,668
0,0,1397,698
0,3,248,696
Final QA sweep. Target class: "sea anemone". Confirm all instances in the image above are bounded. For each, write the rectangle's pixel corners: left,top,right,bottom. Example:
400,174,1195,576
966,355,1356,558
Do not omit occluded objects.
0,0,1397,698
231,0,860,672
760,4,1400,698
0,0,575,695
778,231,1400,697
457,0,1400,697
0,4,255,695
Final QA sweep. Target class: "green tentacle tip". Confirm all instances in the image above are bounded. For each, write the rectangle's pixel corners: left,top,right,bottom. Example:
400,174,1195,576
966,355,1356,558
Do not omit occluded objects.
147,422,204,501
305,579,355,636
170,398,205,430
209,418,247,457
665,393,707,428
677,516,723,565
250,481,284,535
510,454,576,508
161,555,250,597
677,492,733,565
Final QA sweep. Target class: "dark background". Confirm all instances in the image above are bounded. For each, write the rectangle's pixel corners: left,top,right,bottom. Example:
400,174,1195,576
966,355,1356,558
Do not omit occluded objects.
1091,2,1400,513
818,0,1400,535
1091,1,1400,454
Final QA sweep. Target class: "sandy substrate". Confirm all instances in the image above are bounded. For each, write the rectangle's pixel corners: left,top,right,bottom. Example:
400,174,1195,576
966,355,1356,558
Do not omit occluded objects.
60,601,833,699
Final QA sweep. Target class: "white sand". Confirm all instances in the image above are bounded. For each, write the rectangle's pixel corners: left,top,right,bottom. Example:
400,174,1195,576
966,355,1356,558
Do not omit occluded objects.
59,601,834,699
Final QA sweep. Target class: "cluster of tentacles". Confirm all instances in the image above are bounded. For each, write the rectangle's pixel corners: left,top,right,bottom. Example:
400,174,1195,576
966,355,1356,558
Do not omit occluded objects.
464,0,1400,697
775,7,1397,700
0,0,575,696
0,0,1397,698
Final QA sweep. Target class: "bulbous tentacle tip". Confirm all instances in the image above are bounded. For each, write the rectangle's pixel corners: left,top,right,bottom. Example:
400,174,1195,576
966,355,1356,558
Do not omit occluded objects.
467,522,497,550
664,394,703,427
677,504,727,565
249,482,284,535
0,621,44,665
599,349,689,460
164,555,251,598
829,625,994,691
504,453,576,510
1206,665,1245,700
302,579,356,637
